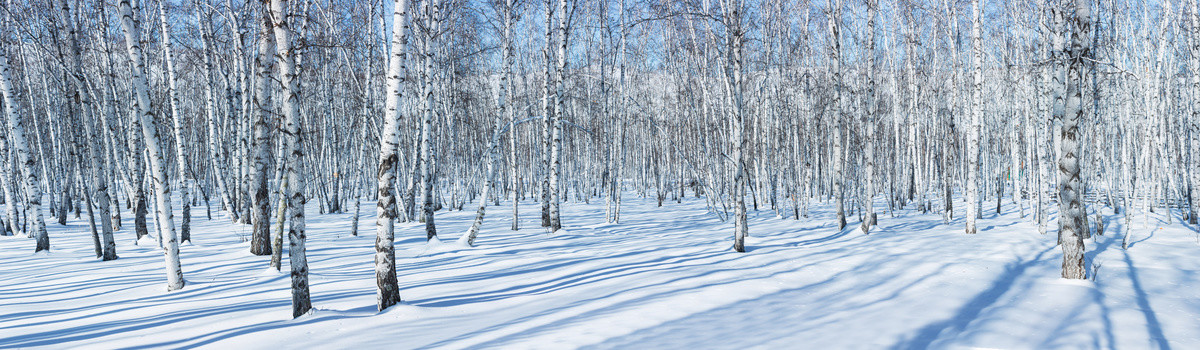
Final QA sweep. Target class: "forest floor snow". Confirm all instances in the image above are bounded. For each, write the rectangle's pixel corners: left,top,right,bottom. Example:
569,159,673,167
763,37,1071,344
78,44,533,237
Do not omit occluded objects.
1,195,1198,349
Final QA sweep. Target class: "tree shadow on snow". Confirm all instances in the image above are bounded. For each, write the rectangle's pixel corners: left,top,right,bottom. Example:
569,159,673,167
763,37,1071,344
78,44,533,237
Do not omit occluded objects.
889,244,1057,350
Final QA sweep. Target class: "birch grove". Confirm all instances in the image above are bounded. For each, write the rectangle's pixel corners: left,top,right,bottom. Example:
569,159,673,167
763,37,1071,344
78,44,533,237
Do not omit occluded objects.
2,0,1198,316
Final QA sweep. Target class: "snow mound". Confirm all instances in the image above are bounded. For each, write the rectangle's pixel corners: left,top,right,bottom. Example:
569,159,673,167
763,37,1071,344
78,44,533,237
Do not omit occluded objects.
415,236,459,257
259,267,285,277
135,235,158,247
454,231,475,247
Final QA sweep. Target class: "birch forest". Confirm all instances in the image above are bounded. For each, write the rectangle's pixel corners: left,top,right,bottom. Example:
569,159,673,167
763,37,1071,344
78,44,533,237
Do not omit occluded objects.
2,0,1199,347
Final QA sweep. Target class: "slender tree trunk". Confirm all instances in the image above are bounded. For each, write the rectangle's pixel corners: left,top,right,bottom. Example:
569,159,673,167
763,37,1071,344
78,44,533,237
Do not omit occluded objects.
463,0,513,245
419,0,439,240
158,0,191,243
269,0,312,317
0,33,48,252
249,7,276,256
196,2,234,224
548,0,569,233
1192,0,1200,225
119,0,184,291
965,0,981,234
375,0,408,312
861,0,877,234
726,0,749,252
830,0,846,231
540,0,554,228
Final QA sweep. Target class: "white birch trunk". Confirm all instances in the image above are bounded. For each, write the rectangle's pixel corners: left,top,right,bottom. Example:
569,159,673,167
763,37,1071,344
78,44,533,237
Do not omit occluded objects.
540,0,553,228
158,0,191,243
196,2,233,224
965,0,981,234
375,0,408,311
119,0,183,291
420,0,439,240
725,0,749,252
463,0,513,245
830,0,846,231
249,9,276,256
861,0,877,234
0,33,48,252
1191,0,1200,225
548,0,568,232
1059,0,1089,279
269,0,312,317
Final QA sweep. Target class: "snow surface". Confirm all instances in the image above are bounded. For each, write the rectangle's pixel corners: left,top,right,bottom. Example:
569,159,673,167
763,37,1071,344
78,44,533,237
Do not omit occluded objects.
1,196,1198,349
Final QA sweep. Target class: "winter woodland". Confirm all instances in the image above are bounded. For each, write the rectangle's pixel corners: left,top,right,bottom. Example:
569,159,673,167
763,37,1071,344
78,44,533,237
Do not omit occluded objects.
1,0,1199,348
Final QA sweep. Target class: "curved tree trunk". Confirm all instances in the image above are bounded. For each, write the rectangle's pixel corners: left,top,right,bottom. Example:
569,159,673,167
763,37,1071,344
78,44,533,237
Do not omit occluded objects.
119,0,184,291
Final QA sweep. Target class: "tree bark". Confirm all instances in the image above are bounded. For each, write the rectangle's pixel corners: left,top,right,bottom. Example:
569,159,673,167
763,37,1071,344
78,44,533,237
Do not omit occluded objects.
119,0,184,291
269,0,313,317
375,0,408,311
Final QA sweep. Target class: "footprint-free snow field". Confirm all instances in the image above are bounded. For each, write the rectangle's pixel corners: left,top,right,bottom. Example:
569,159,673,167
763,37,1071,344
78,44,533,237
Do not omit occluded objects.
2,196,1198,349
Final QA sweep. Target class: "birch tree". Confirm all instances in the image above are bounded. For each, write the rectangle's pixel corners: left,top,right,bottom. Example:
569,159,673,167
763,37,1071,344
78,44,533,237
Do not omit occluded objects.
829,0,846,231
250,4,276,256
463,0,516,245
119,0,184,291
861,0,877,235
269,0,313,317
1058,0,1088,279
966,0,981,234
723,0,749,252
419,0,440,240
159,0,192,243
0,22,48,253
376,0,409,312
1192,0,1200,225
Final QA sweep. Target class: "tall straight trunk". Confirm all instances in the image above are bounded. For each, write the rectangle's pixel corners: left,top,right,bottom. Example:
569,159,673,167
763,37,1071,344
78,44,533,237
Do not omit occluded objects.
351,1,376,237
269,0,312,317
943,0,959,224
610,0,628,224
906,5,923,212
0,32,48,252
726,0,748,252
1049,1,1068,239
861,0,877,234
965,0,981,234
829,0,846,231
1150,2,1172,226
540,0,554,228
196,2,233,223
509,45,521,231
375,0,408,312
420,0,439,240
250,8,276,256
1191,0,1200,225
548,0,568,232
119,0,184,291
1035,0,1051,235
234,11,254,225
1059,0,1089,279
158,0,191,243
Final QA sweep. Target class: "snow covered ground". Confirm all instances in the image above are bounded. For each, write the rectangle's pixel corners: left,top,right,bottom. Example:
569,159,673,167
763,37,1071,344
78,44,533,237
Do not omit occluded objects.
1,195,1198,349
